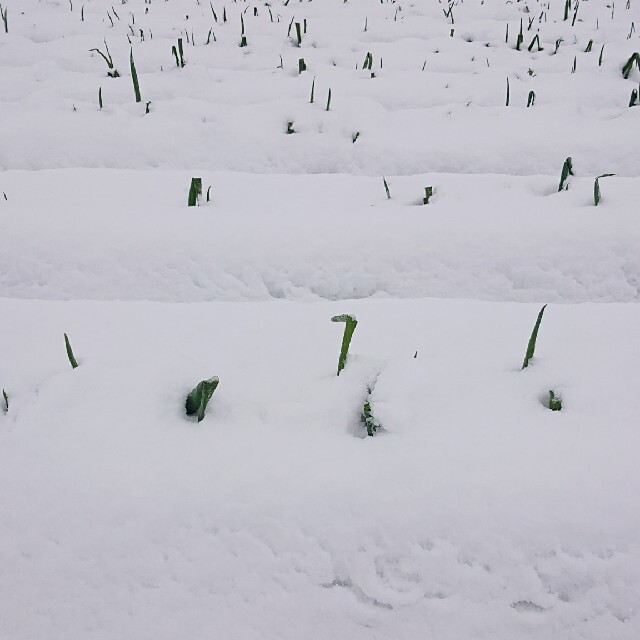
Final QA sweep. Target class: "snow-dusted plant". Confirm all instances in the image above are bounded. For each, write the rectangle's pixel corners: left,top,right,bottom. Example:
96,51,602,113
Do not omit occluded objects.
558,157,573,191
188,178,202,206
548,390,562,411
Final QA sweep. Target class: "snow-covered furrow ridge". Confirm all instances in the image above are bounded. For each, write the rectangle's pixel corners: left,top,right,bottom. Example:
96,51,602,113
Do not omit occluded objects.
0,0,639,175
1,169,639,303
1,297,639,639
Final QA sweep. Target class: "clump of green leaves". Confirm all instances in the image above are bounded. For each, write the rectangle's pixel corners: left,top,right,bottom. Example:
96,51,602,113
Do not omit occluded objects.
522,305,547,369
423,186,433,204
548,390,562,411
361,399,379,436
331,314,358,376
172,38,185,67
558,157,573,191
185,377,219,422
64,333,79,369
594,173,615,206
89,40,119,77
286,121,295,134
188,178,202,206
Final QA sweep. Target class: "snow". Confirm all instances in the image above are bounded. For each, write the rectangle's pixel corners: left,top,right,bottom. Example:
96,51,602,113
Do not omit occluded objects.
1,0,640,638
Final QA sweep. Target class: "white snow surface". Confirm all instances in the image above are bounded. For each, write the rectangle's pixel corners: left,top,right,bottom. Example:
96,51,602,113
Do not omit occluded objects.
1,0,640,638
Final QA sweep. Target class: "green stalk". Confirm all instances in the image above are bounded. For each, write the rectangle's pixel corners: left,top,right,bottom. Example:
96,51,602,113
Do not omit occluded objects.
558,157,573,191
331,314,358,376
130,48,141,103
522,305,546,369
188,178,202,206
64,333,79,369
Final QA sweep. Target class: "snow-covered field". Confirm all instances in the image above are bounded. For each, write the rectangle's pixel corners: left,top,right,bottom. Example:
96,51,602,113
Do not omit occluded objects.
1,0,640,638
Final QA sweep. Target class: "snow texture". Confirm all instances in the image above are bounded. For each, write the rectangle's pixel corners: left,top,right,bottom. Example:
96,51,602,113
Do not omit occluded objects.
1,0,640,638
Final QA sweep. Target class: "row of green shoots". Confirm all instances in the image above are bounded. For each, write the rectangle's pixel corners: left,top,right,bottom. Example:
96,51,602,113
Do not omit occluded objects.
1,307,558,428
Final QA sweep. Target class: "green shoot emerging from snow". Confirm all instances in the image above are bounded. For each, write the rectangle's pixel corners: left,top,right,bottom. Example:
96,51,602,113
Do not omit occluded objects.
185,377,220,422
2,389,7,413
130,48,141,103
594,174,615,206
361,400,378,436
331,314,358,376
423,187,433,204
522,305,547,369
548,390,562,411
188,178,202,206
89,40,119,77
64,333,79,369
622,53,640,79
558,157,574,191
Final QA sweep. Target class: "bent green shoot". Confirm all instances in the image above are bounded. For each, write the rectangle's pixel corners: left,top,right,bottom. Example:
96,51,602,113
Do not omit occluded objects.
331,314,358,376
185,377,219,422
558,157,573,191
594,173,615,206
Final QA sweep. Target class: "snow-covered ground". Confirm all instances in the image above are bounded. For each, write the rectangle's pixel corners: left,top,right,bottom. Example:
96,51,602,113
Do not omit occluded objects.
1,0,640,638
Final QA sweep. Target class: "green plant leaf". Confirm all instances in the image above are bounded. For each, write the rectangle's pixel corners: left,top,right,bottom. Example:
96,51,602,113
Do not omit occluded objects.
522,305,547,369
331,314,358,376
185,377,220,422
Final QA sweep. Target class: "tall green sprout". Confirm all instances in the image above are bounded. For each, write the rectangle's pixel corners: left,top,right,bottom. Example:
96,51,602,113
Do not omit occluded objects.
130,48,141,103
64,333,79,369
522,305,546,369
331,314,358,376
